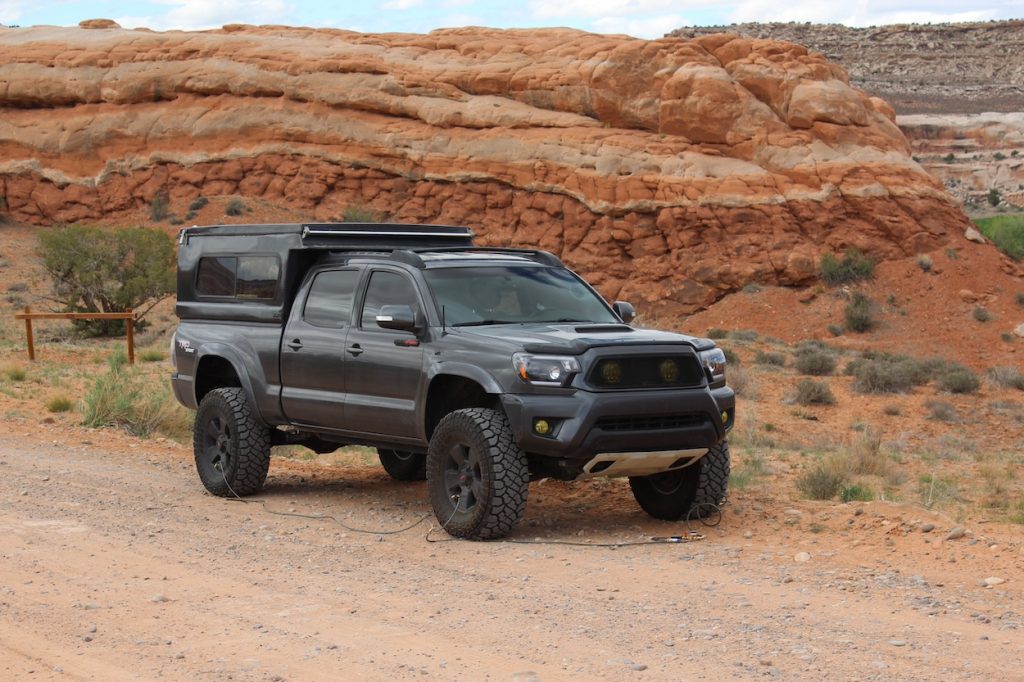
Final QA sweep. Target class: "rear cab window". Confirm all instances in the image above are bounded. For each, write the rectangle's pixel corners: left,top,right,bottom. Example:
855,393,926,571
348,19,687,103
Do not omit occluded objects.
303,269,360,328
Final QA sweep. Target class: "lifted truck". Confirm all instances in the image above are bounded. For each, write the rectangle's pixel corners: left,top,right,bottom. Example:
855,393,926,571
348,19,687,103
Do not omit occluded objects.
171,223,735,539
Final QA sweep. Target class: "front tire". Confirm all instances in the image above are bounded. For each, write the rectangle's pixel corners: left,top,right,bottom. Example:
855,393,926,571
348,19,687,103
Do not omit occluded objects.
193,387,271,497
629,440,730,520
378,448,426,481
426,408,529,540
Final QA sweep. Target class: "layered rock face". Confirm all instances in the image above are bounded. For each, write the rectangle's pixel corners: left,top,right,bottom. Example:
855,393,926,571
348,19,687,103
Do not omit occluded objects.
0,24,969,311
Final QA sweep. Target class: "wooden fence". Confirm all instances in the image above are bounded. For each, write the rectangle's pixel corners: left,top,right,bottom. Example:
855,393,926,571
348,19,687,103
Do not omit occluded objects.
14,306,137,364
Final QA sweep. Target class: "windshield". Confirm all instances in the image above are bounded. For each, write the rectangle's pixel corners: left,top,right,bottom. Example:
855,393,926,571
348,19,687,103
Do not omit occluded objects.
424,266,619,327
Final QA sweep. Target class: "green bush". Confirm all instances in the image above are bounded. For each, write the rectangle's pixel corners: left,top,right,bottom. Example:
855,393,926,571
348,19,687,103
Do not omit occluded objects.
342,205,380,222
1017,292,1024,307
987,188,1002,206
139,349,166,363
727,329,758,341
706,328,728,339
149,191,170,221
937,366,980,394
844,292,876,333
975,215,1024,261
840,484,874,502
795,348,836,376
820,249,875,285
46,395,74,413
827,324,843,337
37,225,175,336
4,366,27,382
973,306,991,322
754,350,786,367
793,378,836,405
225,197,247,216
83,351,193,439
925,399,958,422
797,460,846,500
189,196,209,211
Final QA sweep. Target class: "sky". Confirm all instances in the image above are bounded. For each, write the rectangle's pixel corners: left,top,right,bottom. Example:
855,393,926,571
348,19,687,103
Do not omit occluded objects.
1,0,1021,39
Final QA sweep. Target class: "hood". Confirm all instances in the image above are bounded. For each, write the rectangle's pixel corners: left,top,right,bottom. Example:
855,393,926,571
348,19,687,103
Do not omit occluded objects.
453,322,714,354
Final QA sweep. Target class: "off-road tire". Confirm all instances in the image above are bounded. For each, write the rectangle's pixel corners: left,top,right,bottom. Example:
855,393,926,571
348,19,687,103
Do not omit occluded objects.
629,440,730,521
193,387,271,497
377,448,426,481
426,408,529,540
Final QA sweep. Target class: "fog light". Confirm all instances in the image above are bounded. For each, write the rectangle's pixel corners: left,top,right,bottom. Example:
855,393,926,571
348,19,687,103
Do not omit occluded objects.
659,359,679,382
534,419,551,435
721,411,729,424
601,360,622,385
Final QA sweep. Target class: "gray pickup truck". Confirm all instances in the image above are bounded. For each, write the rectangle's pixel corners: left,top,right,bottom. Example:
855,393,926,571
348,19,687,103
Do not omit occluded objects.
171,223,735,539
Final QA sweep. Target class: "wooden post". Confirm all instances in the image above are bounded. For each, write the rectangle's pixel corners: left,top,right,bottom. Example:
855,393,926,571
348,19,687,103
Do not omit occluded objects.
23,305,35,362
126,311,135,365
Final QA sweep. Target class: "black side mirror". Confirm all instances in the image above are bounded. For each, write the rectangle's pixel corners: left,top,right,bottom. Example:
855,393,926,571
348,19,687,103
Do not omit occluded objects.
612,300,636,324
376,304,418,333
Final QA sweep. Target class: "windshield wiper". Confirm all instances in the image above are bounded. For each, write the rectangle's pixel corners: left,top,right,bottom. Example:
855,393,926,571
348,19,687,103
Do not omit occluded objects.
535,318,592,323
452,319,519,327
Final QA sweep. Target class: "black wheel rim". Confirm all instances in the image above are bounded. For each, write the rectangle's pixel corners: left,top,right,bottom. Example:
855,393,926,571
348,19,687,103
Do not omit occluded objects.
203,415,233,475
441,441,484,513
649,469,686,495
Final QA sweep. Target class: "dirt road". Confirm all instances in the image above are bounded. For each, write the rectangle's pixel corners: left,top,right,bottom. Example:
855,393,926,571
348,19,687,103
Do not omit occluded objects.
0,424,1021,681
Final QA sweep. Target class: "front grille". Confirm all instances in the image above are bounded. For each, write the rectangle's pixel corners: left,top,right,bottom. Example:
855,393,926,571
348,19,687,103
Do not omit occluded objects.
587,354,705,389
595,414,708,432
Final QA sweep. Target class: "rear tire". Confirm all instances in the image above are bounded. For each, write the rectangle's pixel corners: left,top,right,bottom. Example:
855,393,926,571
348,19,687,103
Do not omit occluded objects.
426,408,529,540
193,387,271,497
629,440,730,520
377,448,426,481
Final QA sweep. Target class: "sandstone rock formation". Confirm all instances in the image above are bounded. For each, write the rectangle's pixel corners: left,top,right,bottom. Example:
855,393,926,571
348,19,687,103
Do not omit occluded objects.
0,25,971,312
669,21,1024,115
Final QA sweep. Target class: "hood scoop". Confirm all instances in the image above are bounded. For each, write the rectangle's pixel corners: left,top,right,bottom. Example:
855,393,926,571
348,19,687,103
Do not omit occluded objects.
574,324,633,333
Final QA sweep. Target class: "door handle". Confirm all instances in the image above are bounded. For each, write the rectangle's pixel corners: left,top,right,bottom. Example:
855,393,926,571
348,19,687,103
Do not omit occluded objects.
287,339,303,351
346,344,363,357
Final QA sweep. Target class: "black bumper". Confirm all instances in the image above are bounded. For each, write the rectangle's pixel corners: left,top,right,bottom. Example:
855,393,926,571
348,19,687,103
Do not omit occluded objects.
500,385,734,460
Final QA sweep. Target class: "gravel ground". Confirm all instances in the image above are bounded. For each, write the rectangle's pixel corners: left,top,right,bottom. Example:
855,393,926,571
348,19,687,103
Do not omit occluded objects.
0,425,1021,681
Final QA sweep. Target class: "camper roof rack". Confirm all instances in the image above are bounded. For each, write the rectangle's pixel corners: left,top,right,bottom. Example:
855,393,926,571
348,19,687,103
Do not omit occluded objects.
179,223,474,250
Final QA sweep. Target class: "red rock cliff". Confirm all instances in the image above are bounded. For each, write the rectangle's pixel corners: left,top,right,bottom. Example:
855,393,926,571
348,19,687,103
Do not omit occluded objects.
0,24,970,311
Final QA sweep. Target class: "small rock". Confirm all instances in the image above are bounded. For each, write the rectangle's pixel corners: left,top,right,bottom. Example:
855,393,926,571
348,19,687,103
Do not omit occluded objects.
964,226,987,244
1014,323,1024,339
854,507,864,516
980,635,989,641
945,527,965,541
743,531,752,539
888,639,906,647
921,523,935,533
19,490,28,496
794,552,811,563
150,594,169,603
83,635,93,642
628,662,647,671
87,626,97,633
760,659,773,666
784,509,802,517
982,577,1006,587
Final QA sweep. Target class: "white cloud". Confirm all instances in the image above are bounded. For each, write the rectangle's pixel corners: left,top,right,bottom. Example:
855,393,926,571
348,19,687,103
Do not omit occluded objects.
529,0,681,20
591,13,687,39
380,0,424,9
1,0,27,23
116,0,294,31
728,0,1001,26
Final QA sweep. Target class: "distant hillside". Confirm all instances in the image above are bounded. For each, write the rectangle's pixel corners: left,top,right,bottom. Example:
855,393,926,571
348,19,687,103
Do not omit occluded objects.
668,21,1024,114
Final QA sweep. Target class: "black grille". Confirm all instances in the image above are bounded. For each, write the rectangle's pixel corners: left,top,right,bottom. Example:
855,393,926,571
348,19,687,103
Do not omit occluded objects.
595,414,708,432
587,355,704,389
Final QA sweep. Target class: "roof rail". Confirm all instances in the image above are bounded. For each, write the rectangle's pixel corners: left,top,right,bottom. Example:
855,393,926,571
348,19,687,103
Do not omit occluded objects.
407,246,563,267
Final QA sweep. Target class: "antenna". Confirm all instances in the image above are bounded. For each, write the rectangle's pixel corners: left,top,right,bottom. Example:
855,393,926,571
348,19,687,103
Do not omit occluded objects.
441,305,447,335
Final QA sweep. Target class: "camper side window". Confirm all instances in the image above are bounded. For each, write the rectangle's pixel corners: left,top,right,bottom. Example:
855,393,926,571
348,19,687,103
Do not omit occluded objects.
196,255,279,300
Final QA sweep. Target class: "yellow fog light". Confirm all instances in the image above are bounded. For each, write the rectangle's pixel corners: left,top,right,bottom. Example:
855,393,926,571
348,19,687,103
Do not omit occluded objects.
659,359,679,382
534,419,551,435
721,411,729,424
601,360,622,384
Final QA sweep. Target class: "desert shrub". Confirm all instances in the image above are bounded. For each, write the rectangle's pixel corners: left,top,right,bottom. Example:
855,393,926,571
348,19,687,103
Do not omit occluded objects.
918,473,960,509
706,328,728,339
840,484,874,502
916,254,933,272
149,191,170,221
882,404,902,416
728,363,757,399
37,225,175,336
1017,292,1024,307
849,356,917,394
972,305,991,322
925,399,958,422
793,378,835,405
794,348,836,376
937,366,980,394
729,452,767,489
943,153,955,163
720,347,740,365
820,248,875,285
994,152,1007,161
727,329,758,341
826,324,843,337
139,348,166,363
987,188,1002,206
6,282,28,293
342,205,380,222
754,350,786,367
987,366,1024,391
83,350,192,439
844,292,876,333
975,215,1024,261
189,196,209,211
848,427,888,476
225,197,247,216
4,366,27,382
46,395,74,413
797,458,847,500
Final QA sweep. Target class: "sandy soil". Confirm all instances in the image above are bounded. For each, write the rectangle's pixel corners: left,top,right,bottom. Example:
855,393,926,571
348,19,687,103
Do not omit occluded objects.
0,421,1022,681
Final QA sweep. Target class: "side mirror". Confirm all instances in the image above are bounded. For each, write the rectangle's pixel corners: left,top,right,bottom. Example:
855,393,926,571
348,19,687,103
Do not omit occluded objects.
612,300,636,324
376,304,418,333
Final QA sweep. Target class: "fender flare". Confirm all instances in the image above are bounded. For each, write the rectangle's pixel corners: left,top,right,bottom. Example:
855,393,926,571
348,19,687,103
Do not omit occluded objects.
193,343,262,412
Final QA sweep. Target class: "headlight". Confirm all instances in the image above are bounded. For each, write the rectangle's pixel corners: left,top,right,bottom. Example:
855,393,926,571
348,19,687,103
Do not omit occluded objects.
512,353,581,387
699,348,726,384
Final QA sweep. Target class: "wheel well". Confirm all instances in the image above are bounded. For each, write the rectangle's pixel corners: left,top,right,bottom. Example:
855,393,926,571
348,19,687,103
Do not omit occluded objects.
195,356,242,404
425,375,498,440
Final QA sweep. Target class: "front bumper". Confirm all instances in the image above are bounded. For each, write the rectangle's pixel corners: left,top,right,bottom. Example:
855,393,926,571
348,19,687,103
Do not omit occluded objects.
500,385,734,461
